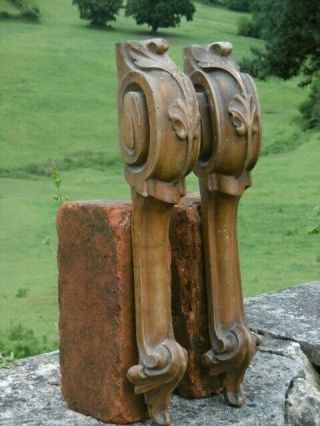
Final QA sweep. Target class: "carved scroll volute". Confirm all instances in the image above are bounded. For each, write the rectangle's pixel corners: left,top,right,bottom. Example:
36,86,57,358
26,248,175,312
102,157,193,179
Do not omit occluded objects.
116,39,200,425
116,38,200,204
184,42,262,406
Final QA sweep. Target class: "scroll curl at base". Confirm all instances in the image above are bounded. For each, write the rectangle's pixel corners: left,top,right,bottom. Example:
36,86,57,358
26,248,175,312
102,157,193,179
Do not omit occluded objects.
128,340,187,425
202,326,261,406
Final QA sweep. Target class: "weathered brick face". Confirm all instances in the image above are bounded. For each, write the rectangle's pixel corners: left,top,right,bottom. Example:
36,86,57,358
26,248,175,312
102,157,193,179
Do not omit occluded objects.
57,201,148,424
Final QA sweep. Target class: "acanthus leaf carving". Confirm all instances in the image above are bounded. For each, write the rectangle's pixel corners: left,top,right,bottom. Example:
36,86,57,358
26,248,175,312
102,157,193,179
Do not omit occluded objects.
168,98,200,143
228,92,258,138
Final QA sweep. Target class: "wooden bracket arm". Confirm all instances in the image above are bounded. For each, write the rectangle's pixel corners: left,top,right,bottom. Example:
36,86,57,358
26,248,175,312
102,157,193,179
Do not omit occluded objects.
117,39,200,425
128,192,187,425
184,42,262,406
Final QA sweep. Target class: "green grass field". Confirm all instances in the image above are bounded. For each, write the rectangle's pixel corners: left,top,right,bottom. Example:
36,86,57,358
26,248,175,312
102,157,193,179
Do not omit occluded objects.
0,0,319,356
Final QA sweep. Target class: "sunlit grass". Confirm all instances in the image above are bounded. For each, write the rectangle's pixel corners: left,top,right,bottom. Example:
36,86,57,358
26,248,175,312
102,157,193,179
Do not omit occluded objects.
0,0,319,354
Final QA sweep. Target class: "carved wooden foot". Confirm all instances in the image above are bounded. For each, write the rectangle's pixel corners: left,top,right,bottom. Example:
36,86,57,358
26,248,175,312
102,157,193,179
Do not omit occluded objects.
184,42,262,406
116,39,200,424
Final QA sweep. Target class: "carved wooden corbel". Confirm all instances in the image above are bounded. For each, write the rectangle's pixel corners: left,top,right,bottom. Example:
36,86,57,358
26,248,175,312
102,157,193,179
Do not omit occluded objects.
184,42,262,407
116,39,200,425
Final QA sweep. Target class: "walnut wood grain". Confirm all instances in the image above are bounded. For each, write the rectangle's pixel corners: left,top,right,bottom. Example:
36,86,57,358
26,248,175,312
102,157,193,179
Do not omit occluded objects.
184,42,262,406
117,39,200,425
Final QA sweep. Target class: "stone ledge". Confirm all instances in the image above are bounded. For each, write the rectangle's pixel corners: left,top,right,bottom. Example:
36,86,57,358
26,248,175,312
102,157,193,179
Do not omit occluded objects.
245,281,320,367
1,282,320,425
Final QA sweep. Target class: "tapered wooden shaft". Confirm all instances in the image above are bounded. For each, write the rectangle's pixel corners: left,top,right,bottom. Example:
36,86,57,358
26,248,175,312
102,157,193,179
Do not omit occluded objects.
200,187,244,333
199,184,256,406
128,193,187,425
131,194,173,351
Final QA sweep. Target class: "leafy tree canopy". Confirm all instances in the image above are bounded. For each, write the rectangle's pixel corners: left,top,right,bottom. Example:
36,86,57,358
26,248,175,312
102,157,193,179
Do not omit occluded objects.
125,0,196,34
72,0,123,26
251,0,320,84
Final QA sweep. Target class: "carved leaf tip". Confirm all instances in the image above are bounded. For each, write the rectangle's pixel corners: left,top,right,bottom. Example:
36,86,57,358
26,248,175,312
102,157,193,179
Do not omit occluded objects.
210,42,233,57
168,99,188,140
168,98,200,142
228,92,259,137
128,39,169,55
147,38,169,54
126,38,176,72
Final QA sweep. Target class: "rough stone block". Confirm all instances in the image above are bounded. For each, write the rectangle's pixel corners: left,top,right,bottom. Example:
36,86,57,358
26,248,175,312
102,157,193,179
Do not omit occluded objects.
57,201,148,424
245,281,320,367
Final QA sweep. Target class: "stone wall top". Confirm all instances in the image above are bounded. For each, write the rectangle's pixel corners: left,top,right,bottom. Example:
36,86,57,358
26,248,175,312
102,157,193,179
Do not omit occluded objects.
1,282,319,425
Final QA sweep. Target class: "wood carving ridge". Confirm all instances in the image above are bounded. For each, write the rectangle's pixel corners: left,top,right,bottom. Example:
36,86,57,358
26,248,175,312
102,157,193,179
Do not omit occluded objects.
117,40,200,425
184,41,262,406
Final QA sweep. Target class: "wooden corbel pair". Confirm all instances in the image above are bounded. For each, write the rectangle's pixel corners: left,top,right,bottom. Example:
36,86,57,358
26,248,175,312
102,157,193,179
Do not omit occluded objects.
116,39,261,425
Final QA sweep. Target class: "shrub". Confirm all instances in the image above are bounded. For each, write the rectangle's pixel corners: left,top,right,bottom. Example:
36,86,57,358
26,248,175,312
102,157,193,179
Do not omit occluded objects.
0,324,55,359
0,0,40,21
0,352,17,368
11,0,40,22
16,288,29,298
299,76,320,129
224,0,251,12
237,16,261,38
20,6,40,21
72,0,123,27
197,0,223,4
238,48,268,80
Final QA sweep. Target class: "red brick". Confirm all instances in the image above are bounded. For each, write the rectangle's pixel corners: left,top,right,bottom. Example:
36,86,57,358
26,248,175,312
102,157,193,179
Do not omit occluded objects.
57,201,148,424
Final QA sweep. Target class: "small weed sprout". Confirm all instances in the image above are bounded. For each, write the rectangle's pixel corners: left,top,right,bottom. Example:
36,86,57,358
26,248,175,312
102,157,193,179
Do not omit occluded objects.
42,163,68,253
51,162,68,207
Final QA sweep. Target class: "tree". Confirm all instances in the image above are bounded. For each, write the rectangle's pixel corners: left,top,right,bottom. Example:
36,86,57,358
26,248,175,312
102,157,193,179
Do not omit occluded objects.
245,0,320,128
125,0,196,35
72,0,123,27
248,0,320,84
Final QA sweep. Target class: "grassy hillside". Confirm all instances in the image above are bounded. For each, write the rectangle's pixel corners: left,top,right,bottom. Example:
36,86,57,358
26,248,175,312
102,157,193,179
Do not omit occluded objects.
0,0,319,356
